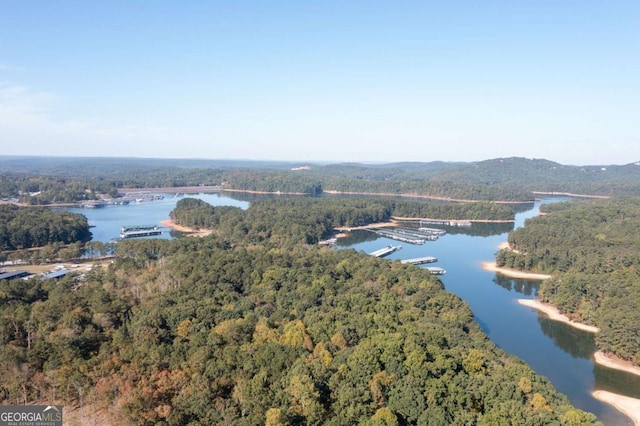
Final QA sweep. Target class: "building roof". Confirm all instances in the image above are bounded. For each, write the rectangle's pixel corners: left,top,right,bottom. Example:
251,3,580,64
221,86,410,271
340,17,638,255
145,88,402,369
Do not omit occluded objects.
0,270,30,280
43,269,70,280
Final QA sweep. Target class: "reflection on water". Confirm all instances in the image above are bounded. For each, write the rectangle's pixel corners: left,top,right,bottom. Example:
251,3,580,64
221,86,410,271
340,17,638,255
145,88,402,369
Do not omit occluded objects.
594,364,640,399
443,221,515,237
509,201,537,215
335,230,379,246
537,315,597,359
492,275,540,296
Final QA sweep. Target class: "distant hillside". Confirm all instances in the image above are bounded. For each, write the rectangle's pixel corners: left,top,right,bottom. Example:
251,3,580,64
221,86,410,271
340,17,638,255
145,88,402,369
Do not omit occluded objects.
310,157,640,197
428,157,640,195
2,156,640,199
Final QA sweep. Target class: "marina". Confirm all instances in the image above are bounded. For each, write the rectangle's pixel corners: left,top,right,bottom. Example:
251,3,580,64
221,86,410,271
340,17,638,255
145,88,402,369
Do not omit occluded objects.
371,226,445,244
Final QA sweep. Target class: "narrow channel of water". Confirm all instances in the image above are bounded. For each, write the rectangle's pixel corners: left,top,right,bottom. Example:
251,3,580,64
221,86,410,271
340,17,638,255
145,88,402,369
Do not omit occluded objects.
336,198,638,426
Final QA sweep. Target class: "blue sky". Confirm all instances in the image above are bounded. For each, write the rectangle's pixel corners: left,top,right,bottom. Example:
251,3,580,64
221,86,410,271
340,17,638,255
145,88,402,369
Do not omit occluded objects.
1,1,638,165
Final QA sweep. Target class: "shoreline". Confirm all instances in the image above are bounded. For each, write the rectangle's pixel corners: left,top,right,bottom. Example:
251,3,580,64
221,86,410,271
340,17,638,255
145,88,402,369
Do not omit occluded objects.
517,299,640,425
592,391,640,426
323,189,534,204
516,299,600,333
531,191,611,200
392,216,514,223
593,351,640,377
481,261,551,280
160,219,212,237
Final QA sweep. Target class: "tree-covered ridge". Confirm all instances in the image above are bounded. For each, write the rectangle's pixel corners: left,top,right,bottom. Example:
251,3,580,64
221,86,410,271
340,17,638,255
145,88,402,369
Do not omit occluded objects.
426,158,640,196
220,168,534,201
170,198,515,244
6,156,640,201
0,204,91,250
0,173,108,204
495,197,640,365
0,237,598,425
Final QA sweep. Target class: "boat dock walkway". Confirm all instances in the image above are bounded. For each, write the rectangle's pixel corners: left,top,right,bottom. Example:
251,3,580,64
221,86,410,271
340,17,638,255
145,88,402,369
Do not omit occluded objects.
369,245,402,258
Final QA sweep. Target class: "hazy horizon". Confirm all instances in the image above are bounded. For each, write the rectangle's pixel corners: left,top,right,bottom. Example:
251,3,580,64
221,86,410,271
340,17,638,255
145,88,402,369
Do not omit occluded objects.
1,153,638,168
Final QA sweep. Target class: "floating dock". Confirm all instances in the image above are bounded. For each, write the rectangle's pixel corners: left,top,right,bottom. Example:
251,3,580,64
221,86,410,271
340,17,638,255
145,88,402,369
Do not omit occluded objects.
120,225,162,239
426,267,446,275
401,256,438,265
369,245,402,257
418,227,446,236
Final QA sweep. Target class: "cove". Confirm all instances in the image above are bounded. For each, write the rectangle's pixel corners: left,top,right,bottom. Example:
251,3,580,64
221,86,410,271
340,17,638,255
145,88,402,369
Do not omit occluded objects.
57,192,249,243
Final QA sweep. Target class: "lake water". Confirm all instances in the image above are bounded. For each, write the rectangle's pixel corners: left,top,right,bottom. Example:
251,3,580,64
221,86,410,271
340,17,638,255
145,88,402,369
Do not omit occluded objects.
60,193,249,242
65,194,637,425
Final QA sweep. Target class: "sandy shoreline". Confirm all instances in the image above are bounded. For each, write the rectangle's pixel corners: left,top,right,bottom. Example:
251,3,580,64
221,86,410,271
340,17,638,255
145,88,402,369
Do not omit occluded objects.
481,261,551,280
593,351,640,377
517,299,600,333
517,299,640,424
592,391,640,426
160,219,212,237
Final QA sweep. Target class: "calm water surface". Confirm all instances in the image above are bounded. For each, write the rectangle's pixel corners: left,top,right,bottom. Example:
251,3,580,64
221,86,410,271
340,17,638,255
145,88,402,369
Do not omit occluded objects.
61,193,249,242
67,195,637,425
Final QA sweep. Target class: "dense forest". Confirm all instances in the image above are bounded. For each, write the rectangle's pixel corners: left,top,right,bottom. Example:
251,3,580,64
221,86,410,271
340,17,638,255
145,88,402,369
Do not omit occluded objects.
0,204,91,250
495,197,640,365
0,217,598,425
170,198,515,243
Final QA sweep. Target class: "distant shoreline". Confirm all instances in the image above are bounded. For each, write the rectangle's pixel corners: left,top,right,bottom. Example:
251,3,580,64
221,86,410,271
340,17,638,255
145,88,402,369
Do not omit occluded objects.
531,191,610,199
323,189,534,204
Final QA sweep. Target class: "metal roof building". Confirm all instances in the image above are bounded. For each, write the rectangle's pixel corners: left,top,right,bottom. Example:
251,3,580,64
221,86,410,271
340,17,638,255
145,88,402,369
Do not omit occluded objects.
0,270,31,281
